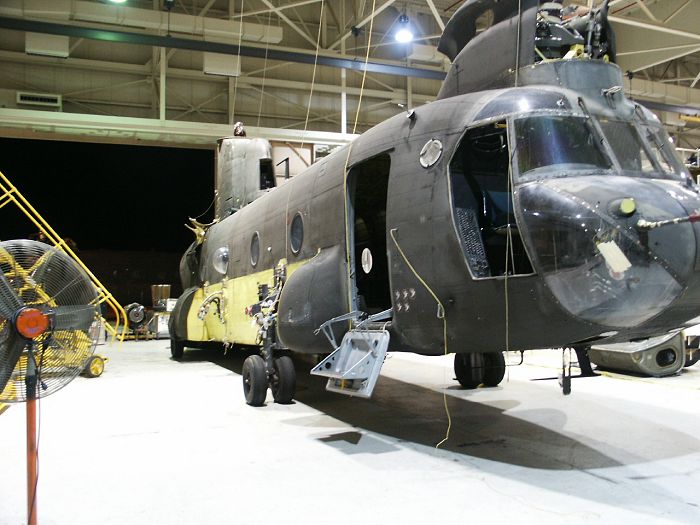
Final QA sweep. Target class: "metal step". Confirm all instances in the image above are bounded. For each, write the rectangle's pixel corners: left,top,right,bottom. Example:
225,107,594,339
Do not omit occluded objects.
311,329,389,398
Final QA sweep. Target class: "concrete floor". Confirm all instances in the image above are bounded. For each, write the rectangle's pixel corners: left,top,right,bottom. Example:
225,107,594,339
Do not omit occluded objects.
1,340,699,525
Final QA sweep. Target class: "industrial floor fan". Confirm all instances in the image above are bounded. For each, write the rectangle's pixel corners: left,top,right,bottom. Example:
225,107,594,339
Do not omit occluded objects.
0,240,100,525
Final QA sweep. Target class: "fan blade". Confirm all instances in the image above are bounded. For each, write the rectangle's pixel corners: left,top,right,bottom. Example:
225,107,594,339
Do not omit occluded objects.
0,271,23,319
52,305,98,332
0,331,26,397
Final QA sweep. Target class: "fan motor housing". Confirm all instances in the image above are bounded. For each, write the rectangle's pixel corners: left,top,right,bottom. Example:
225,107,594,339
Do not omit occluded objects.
14,308,50,339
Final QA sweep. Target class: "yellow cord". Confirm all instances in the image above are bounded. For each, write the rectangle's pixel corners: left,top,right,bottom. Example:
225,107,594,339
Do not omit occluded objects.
389,228,452,448
300,0,325,150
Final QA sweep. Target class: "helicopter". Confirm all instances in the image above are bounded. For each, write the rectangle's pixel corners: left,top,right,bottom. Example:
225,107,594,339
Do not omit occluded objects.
169,0,700,406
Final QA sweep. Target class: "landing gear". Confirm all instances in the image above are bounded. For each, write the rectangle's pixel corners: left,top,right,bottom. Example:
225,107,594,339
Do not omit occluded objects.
242,355,267,406
241,261,297,406
454,351,506,389
170,335,185,360
454,353,484,389
241,353,297,406
271,355,295,404
482,351,506,386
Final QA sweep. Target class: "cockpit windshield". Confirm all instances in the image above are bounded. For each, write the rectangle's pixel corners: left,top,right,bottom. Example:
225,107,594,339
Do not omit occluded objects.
514,116,611,180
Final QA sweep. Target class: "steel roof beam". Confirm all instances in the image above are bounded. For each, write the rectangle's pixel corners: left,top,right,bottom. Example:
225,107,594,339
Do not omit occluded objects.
0,16,446,81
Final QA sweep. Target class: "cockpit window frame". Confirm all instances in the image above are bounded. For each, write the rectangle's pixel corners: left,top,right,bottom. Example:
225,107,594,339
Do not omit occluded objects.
509,112,615,182
631,112,691,183
446,118,537,281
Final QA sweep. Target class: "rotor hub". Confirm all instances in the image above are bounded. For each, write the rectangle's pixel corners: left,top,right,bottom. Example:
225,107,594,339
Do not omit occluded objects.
15,308,50,339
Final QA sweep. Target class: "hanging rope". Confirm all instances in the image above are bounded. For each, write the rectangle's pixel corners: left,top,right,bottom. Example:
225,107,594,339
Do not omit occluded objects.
300,0,326,150
257,10,274,128
390,229,452,449
230,0,245,124
342,0,377,313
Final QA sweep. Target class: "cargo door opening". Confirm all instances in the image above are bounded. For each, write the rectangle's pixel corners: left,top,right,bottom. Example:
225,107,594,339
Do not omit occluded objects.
347,154,392,314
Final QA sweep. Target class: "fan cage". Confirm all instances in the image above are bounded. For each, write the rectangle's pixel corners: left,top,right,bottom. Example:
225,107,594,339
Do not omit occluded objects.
0,240,100,403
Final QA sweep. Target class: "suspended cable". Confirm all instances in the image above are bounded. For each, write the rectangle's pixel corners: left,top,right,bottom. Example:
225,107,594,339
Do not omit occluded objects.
257,10,274,128
230,0,245,124
515,0,522,87
300,0,325,150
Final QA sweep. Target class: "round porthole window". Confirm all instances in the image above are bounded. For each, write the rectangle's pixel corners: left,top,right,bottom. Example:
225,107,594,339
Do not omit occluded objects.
213,246,229,274
290,213,304,254
250,232,260,266
419,138,443,168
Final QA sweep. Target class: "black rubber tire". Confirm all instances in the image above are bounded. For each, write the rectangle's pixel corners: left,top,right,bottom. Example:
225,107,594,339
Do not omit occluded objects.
271,355,296,404
82,355,105,378
170,336,185,360
685,350,700,368
482,352,506,387
242,355,268,406
454,353,484,389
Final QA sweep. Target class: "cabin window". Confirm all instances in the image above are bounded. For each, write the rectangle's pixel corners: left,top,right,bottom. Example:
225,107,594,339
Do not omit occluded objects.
260,159,275,190
514,116,610,179
597,118,656,174
290,212,303,254
449,121,534,278
250,232,260,267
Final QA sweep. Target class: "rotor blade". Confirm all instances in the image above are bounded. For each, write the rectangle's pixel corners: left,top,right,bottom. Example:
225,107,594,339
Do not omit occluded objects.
0,271,22,319
0,331,26,397
52,305,98,332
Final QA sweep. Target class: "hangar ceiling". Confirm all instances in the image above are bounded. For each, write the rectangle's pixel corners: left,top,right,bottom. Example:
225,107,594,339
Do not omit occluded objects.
0,0,698,150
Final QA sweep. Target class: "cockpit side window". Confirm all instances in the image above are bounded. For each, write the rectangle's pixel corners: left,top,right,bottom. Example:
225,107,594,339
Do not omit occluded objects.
514,115,611,179
640,124,688,178
597,118,657,174
449,121,534,278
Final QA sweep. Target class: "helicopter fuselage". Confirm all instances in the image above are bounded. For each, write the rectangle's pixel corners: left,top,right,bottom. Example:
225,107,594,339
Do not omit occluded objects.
172,60,700,358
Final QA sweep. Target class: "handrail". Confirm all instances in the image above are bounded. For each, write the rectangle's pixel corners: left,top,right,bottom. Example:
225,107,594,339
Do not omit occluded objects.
0,170,126,342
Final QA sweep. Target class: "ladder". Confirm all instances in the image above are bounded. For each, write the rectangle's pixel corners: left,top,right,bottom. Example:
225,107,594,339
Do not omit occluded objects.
0,170,127,342
311,310,391,398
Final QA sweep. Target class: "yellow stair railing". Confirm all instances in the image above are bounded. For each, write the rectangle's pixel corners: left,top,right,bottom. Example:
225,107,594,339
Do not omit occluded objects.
0,169,127,343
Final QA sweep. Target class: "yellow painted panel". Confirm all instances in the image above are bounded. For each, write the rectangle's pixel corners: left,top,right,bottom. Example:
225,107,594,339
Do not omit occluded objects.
184,256,313,346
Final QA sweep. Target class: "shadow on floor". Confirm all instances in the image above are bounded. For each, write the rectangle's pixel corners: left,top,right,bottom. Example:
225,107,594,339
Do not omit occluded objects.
174,345,700,520
177,347,700,470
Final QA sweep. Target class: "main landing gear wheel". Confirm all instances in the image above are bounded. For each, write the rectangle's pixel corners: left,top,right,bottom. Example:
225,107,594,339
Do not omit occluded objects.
454,353,484,389
454,352,506,389
270,355,296,404
482,352,506,387
170,336,185,360
242,355,267,406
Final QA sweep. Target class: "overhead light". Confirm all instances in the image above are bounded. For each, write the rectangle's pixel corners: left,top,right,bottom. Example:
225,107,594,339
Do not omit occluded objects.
395,13,413,43
108,0,128,4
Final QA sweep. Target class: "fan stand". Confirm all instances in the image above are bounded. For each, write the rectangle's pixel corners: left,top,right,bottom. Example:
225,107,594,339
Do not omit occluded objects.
25,346,39,525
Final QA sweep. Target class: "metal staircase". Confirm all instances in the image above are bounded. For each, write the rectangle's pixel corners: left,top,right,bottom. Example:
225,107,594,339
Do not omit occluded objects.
0,170,127,342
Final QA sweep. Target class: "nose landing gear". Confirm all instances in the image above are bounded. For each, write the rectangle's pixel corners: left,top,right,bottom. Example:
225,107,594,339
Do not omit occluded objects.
454,351,506,389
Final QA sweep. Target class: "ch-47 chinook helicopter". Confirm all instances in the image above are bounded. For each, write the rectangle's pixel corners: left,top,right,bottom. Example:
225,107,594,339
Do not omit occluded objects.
169,0,700,406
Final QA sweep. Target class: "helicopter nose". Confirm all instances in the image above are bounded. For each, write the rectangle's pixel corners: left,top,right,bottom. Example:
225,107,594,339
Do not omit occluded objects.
516,176,699,329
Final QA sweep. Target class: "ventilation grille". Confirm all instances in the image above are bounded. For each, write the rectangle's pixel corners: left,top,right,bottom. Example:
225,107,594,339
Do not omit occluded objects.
16,91,62,109
456,207,490,278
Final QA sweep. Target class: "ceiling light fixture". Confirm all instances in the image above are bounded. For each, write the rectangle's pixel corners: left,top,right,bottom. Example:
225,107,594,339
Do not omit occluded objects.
395,13,413,44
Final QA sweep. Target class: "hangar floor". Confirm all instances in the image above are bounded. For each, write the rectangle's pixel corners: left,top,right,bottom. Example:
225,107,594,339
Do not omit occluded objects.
1,340,699,525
